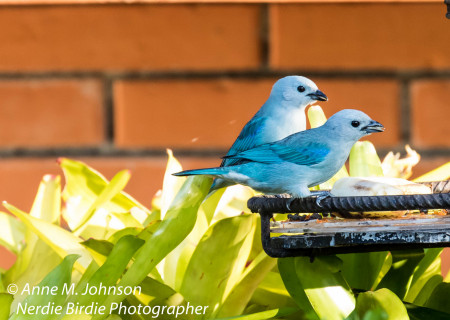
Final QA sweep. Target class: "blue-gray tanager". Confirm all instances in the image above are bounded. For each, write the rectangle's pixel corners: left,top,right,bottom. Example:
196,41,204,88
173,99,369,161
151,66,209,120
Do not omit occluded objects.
174,109,384,199
211,75,328,192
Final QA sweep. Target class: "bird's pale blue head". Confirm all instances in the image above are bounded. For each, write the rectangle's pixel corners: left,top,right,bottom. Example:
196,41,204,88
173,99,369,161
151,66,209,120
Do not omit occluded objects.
325,109,385,141
270,76,328,109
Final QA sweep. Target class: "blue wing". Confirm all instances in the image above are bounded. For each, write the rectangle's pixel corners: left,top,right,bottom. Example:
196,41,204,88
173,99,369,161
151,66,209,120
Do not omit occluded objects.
221,116,267,167
225,142,330,166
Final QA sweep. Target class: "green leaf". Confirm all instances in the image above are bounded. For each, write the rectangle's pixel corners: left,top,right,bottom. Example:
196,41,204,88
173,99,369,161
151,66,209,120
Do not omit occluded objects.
0,293,13,320
413,162,450,182
377,250,425,299
5,174,62,285
353,288,409,320
60,158,153,232
73,169,131,232
424,282,450,314
72,235,144,306
180,214,256,318
4,202,92,272
405,302,450,320
0,211,25,254
294,256,355,320
278,258,318,320
307,105,327,129
164,187,225,291
10,254,79,320
405,248,443,303
349,141,384,177
412,274,442,306
215,307,299,320
217,251,277,318
161,149,185,219
339,252,390,291
95,176,212,319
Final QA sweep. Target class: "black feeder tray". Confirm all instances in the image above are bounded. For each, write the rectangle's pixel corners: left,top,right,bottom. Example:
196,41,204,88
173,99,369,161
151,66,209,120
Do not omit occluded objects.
247,181,450,258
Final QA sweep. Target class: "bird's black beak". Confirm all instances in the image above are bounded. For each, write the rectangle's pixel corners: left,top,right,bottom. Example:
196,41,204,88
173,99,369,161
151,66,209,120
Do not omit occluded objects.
307,90,328,102
362,120,385,134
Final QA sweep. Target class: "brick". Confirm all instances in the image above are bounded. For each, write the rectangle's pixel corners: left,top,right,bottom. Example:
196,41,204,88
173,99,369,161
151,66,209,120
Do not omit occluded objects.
441,248,450,277
0,79,104,147
0,5,261,71
114,78,276,149
114,78,400,149
0,247,15,270
309,79,401,148
270,4,450,70
411,80,450,148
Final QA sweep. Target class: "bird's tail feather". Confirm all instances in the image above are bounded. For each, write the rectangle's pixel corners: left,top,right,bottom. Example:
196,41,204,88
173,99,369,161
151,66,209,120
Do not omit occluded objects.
172,167,224,177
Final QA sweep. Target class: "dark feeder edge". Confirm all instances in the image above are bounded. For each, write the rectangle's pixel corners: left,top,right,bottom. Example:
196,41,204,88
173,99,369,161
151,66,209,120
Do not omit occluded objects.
247,181,450,258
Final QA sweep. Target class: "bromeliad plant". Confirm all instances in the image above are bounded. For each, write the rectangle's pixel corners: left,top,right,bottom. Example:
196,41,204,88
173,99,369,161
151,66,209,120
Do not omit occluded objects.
0,106,450,320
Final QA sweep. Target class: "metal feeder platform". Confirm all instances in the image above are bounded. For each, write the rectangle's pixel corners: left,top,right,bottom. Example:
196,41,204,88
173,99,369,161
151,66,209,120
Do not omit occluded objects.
247,181,450,258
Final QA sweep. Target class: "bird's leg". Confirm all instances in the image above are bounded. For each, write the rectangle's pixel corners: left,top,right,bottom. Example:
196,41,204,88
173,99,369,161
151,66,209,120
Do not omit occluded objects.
311,190,332,206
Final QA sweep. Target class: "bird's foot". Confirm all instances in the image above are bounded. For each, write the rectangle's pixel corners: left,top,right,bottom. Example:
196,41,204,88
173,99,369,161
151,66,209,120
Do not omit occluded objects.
286,197,294,211
311,191,332,207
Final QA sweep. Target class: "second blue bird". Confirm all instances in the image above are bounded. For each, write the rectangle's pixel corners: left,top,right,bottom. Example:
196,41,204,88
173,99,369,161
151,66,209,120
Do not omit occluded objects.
211,75,328,192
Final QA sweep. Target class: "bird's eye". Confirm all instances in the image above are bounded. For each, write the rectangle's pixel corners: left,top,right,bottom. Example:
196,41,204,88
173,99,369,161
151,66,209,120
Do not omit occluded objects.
351,121,360,128
297,86,305,93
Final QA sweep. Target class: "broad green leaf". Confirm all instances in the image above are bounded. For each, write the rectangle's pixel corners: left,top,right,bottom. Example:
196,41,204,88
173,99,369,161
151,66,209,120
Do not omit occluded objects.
413,274,442,306
349,141,384,177
353,288,408,320
72,235,144,306
10,254,79,320
213,185,255,221
405,248,443,303
60,158,153,231
339,252,390,291
4,202,92,272
73,169,131,232
424,282,450,314
0,211,25,254
413,162,450,182
30,174,61,223
307,105,327,128
294,256,355,320
278,258,318,320
164,187,225,291
377,250,424,299
130,276,181,307
161,149,185,219
0,293,13,320
95,176,212,320
6,174,62,284
180,214,256,318
405,302,450,320
215,307,299,320
6,240,62,310
217,251,276,318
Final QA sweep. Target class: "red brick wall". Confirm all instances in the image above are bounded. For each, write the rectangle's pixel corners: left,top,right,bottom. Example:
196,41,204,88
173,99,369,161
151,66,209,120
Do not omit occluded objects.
0,3,449,268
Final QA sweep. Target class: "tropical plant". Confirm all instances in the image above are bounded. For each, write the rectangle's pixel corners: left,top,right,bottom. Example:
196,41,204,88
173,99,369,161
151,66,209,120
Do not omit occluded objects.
0,106,449,320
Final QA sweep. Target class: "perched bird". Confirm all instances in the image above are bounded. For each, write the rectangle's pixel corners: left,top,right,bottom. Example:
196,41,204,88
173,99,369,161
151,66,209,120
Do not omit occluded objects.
174,110,384,199
211,75,328,192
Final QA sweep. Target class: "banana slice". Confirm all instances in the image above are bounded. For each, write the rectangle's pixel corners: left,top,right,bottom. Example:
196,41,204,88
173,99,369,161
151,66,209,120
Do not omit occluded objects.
331,177,432,197
330,177,432,218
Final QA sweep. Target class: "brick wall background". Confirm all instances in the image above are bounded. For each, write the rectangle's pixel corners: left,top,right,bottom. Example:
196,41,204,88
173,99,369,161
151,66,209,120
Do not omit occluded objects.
0,3,449,268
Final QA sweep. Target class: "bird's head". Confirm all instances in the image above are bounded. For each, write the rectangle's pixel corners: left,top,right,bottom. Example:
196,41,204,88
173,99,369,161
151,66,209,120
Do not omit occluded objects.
270,76,328,109
325,109,385,141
